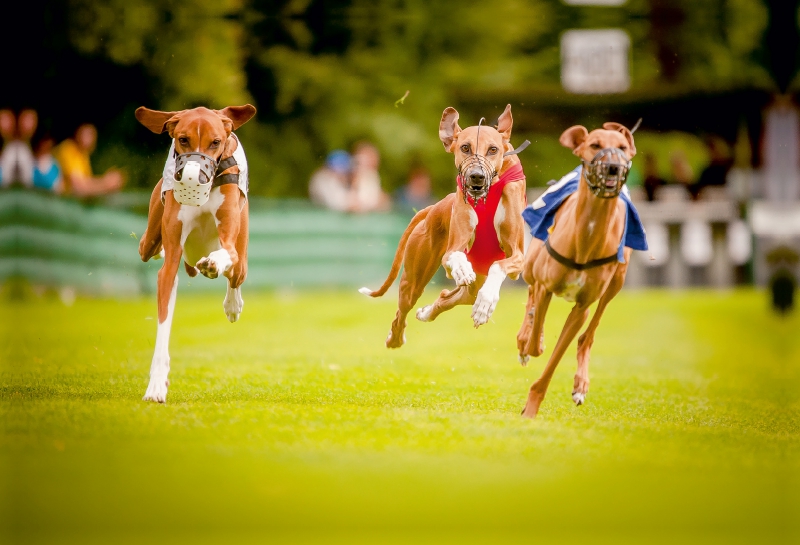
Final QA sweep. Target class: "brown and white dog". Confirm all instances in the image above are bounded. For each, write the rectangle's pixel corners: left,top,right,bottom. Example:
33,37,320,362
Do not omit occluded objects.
135,104,256,403
516,122,640,418
360,105,527,347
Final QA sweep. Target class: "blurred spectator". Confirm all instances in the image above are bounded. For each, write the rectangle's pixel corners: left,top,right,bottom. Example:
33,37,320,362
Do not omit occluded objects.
642,153,666,202
55,123,124,197
762,95,800,202
688,136,733,200
395,166,434,213
32,135,63,193
309,150,357,212
0,109,36,187
670,150,695,188
351,142,390,212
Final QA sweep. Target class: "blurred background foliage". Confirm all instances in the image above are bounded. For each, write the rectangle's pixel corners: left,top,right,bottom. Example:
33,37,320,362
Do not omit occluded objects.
15,0,794,198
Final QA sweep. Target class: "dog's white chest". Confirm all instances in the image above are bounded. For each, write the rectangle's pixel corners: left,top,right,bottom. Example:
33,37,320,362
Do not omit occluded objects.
179,188,225,264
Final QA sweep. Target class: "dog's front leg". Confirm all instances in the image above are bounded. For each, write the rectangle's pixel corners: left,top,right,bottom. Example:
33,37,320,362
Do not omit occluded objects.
442,199,477,287
522,301,590,418
144,192,183,403
139,179,164,262
472,182,526,327
197,185,241,279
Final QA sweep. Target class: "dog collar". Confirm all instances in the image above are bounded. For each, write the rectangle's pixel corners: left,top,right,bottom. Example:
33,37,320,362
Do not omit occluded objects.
544,239,618,270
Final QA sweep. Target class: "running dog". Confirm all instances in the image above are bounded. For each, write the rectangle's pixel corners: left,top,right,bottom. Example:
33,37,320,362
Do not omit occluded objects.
135,104,256,403
516,122,647,418
360,105,528,347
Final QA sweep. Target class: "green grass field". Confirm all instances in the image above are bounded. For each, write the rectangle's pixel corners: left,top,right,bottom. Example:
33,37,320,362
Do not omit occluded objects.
2,287,798,544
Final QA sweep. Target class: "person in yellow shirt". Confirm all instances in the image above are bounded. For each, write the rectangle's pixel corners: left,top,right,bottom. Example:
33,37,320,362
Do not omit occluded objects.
55,124,124,197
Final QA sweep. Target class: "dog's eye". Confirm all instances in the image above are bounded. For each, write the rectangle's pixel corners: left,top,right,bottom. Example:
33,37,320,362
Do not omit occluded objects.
178,137,189,146
460,144,470,153
590,143,601,150
488,146,498,155
210,139,221,148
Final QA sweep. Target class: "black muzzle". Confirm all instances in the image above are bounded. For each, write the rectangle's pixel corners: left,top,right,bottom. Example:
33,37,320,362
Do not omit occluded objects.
583,147,631,198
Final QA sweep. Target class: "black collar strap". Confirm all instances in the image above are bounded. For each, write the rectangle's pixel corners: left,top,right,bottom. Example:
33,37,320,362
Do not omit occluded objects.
544,239,618,271
172,148,239,188
212,156,239,188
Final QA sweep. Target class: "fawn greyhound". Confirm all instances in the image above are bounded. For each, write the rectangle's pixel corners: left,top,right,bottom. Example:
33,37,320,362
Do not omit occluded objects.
516,122,647,418
360,105,528,347
135,104,256,403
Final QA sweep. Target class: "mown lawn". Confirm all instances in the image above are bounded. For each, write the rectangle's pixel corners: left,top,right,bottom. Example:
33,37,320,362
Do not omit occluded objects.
2,286,798,543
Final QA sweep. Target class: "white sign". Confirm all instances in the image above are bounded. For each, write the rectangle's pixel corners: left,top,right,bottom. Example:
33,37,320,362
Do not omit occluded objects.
561,29,630,94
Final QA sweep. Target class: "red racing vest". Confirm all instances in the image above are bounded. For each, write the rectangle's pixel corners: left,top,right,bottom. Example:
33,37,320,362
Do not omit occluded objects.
457,162,526,276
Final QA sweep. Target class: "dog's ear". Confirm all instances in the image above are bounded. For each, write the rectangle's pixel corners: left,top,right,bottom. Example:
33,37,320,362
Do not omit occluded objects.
135,107,185,136
496,104,513,143
560,125,589,154
439,107,462,152
216,104,257,132
603,122,637,157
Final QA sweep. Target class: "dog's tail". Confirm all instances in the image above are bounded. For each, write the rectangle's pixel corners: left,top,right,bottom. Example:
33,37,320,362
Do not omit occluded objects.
359,207,430,298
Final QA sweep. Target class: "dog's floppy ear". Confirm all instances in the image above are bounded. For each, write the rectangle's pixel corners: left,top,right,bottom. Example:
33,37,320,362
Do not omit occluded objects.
439,107,462,152
560,125,589,154
135,107,184,136
496,104,513,143
216,104,257,132
603,122,637,157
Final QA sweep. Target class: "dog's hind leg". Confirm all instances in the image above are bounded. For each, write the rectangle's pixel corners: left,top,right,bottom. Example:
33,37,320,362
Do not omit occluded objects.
516,285,536,365
523,283,551,359
522,301,590,418
139,179,164,262
387,232,441,348
572,256,629,406
416,277,483,323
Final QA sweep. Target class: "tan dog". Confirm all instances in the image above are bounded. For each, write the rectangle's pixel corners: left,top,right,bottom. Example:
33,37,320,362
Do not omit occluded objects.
516,122,640,418
135,104,256,403
360,105,527,347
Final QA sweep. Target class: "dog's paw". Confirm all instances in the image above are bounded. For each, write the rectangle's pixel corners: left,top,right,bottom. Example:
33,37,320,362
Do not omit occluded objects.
143,375,169,403
572,392,586,406
196,257,219,279
197,250,233,280
446,252,475,286
416,305,433,322
519,354,529,366
385,330,406,349
223,287,243,323
472,288,499,328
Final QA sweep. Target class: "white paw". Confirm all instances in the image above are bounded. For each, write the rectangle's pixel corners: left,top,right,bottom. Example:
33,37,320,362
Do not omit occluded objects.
143,374,169,403
358,287,373,296
572,392,586,406
223,287,243,323
416,305,433,322
197,249,232,279
519,354,529,366
446,252,475,286
472,289,499,327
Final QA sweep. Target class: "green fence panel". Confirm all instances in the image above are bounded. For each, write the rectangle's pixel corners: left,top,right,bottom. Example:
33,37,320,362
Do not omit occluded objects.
1,190,407,294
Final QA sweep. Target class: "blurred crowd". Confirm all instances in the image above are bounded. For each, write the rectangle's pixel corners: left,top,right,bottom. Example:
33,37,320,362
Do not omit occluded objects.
309,142,434,214
0,109,124,197
636,135,734,203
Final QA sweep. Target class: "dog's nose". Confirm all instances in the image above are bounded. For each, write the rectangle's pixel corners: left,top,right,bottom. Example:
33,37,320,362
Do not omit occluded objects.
608,165,619,176
469,172,485,185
